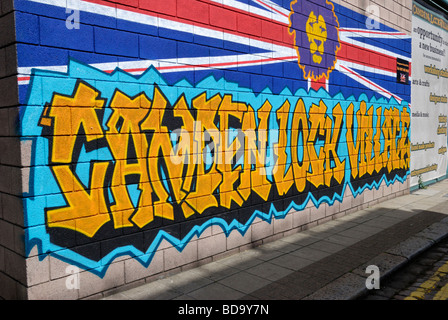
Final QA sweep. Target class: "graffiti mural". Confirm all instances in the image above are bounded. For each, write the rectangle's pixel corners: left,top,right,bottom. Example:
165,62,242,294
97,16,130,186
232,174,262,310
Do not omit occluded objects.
17,0,412,277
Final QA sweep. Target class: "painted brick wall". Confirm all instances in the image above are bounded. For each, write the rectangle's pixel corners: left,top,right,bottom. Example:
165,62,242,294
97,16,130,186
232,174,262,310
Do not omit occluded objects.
2,0,413,299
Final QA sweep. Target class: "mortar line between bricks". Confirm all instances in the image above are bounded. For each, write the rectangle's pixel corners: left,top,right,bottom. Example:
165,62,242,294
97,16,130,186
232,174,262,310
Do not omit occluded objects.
241,209,448,300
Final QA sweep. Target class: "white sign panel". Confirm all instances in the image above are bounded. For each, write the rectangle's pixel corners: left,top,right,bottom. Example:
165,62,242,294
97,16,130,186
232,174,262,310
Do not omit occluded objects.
411,1,448,187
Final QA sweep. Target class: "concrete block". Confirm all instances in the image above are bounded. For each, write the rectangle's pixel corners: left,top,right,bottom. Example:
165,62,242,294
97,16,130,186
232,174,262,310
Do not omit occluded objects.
0,108,10,136
40,16,95,51
374,0,386,7
391,181,401,194
389,12,398,26
0,219,14,251
0,246,4,272
339,195,353,212
211,223,226,235
379,6,390,24
163,240,198,271
0,76,19,107
124,250,164,283
1,193,24,226
94,27,139,57
21,167,30,194
383,183,394,197
0,0,14,15
21,140,36,168
198,232,226,260
0,12,15,48
4,248,26,285
0,137,21,166
27,276,80,300
3,166,24,196
0,165,11,194
373,185,383,200
362,187,374,203
15,12,39,45
49,255,73,281
79,261,125,298
273,211,293,234
352,192,365,207
292,207,311,229
325,201,340,217
0,271,23,300
309,203,326,222
400,177,410,191
251,217,273,242
13,223,25,255
0,107,19,137
26,254,50,286
4,44,17,77
317,216,332,226
0,48,5,78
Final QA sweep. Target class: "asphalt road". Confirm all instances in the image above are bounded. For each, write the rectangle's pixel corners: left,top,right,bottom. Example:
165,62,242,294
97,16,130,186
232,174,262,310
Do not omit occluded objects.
360,236,448,300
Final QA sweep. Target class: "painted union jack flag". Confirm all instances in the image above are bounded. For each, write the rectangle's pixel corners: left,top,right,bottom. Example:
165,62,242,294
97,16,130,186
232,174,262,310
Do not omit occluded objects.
15,0,411,104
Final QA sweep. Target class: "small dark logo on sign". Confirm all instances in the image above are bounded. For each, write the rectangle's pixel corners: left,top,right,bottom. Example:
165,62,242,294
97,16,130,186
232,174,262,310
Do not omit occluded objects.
397,58,409,84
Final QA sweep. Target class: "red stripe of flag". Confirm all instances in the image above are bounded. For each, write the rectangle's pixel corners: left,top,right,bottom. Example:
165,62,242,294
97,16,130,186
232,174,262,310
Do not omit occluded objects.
82,0,295,48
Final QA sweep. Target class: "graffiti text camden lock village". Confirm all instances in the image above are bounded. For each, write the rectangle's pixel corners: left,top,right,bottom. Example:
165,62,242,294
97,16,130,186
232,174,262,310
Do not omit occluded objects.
32,68,410,265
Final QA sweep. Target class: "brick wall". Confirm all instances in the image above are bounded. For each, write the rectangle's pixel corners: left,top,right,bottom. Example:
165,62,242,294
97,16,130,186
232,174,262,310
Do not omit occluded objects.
0,0,28,300
336,0,413,33
3,0,414,299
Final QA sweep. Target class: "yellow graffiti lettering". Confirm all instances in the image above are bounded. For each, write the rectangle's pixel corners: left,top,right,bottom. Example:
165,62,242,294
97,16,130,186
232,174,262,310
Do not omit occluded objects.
172,94,197,218
307,101,327,188
382,107,394,173
358,101,374,177
40,80,411,240
47,163,110,238
40,82,105,164
347,103,409,180
324,103,345,185
274,100,294,195
391,107,402,171
140,87,175,220
240,101,272,201
217,95,245,208
346,102,361,179
106,90,153,229
291,99,309,193
184,93,221,214
399,108,411,170
373,107,383,173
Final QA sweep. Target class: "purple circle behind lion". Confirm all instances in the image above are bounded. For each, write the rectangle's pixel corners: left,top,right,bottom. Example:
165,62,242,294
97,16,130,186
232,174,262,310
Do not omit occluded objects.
289,0,341,81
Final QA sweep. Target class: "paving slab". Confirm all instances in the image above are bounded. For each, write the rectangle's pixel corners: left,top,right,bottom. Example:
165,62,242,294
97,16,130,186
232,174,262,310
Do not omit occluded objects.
245,261,294,281
186,282,246,300
101,179,448,301
217,271,272,294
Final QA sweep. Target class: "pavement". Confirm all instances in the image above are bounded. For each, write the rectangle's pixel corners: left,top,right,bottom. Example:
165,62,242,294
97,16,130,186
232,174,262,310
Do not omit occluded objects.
101,179,448,300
